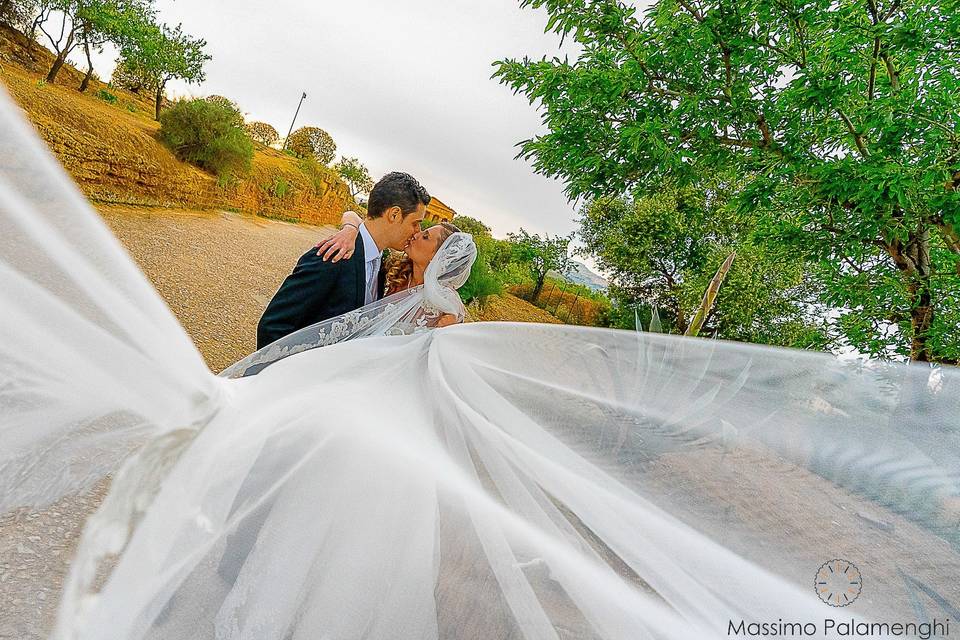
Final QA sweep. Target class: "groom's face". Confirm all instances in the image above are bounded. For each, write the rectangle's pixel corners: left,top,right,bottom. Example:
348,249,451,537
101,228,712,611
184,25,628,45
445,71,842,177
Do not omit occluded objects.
385,203,426,251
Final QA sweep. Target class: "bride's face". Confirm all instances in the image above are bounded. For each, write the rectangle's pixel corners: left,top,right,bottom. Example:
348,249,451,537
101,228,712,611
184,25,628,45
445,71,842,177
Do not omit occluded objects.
405,225,445,266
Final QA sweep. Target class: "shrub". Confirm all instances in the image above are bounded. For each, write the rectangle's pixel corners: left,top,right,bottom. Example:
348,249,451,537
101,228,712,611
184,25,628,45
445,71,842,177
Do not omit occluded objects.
459,235,506,304
110,59,156,95
205,95,244,127
159,98,253,181
270,176,290,199
286,126,336,164
297,157,332,196
96,89,118,104
459,256,503,305
205,94,235,109
246,121,279,146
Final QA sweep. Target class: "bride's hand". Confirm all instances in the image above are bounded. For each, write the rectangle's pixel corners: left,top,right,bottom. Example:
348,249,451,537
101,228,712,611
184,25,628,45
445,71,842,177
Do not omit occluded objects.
315,225,359,262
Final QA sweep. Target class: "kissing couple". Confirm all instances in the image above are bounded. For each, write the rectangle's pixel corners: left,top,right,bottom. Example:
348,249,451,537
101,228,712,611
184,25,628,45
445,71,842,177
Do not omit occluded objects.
223,172,477,377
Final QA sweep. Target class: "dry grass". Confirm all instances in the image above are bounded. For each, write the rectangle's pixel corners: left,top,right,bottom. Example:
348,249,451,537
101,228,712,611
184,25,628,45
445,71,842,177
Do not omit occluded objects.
471,293,563,324
510,284,608,326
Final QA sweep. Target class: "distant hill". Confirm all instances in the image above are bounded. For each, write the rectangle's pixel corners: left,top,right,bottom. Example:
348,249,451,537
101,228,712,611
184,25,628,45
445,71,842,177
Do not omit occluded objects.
550,259,608,292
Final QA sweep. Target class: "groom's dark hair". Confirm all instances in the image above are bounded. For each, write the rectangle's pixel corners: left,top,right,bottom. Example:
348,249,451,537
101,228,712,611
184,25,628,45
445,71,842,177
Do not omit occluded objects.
367,172,431,219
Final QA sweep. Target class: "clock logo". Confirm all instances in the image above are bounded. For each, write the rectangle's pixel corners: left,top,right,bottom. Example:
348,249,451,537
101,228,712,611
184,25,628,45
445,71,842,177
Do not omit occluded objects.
815,559,862,607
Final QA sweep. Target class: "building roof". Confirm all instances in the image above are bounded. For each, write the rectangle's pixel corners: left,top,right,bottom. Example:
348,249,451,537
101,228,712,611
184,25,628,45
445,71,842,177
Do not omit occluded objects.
426,196,456,222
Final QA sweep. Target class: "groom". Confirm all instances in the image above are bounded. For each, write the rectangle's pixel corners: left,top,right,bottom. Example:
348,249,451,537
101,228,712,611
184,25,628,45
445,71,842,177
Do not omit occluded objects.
256,172,430,349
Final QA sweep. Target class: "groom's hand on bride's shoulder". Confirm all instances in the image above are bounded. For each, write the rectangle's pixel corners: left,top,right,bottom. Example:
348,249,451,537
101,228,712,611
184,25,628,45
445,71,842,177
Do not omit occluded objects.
315,224,360,262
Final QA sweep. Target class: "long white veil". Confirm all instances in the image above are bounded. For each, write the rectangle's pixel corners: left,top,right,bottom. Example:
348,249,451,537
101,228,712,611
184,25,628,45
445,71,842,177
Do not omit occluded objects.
1,85,959,640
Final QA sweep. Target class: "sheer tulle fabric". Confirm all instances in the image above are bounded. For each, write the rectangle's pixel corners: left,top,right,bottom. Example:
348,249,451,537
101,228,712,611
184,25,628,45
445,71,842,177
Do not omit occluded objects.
1,86,959,640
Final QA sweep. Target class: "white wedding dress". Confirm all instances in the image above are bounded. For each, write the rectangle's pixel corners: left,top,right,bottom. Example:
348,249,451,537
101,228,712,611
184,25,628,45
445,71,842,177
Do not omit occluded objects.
1,85,959,640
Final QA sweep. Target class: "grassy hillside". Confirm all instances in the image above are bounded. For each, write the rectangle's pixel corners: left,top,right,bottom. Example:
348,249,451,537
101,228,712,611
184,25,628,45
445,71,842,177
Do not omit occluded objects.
471,294,562,324
0,24,353,225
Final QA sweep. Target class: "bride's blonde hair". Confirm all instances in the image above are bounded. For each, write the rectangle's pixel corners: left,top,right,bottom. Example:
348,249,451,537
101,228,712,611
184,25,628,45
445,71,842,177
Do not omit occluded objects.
384,222,460,296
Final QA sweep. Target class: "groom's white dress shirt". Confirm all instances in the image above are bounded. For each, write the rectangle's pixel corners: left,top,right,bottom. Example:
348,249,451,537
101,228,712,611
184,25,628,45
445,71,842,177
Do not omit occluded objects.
358,223,382,305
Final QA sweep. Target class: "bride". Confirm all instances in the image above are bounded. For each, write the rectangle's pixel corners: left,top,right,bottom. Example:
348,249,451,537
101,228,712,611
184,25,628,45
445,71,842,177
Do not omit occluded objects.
2,85,959,640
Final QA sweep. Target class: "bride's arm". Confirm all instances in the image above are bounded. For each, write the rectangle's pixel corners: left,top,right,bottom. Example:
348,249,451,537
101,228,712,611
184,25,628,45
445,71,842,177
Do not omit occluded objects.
315,211,363,261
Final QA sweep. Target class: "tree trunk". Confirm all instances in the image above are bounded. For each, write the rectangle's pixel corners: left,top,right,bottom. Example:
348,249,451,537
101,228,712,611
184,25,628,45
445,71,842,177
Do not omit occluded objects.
906,228,933,362
45,27,75,84
531,273,547,302
78,34,94,93
154,82,165,120
28,12,45,50
46,51,69,83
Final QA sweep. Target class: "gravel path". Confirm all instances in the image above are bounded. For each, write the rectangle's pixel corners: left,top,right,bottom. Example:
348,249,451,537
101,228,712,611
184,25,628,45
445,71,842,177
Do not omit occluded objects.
98,205,336,373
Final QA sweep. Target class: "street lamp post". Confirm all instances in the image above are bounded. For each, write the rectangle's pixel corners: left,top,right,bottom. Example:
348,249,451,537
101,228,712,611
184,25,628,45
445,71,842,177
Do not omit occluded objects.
281,92,307,151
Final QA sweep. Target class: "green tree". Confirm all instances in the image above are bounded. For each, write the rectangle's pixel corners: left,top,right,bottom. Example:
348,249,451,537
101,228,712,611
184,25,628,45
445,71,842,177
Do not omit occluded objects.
0,0,43,30
333,156,373,198
37,0,150,85
4,0,59,50
77,0,153,92
110,54,155,94
286,126,336,164
579,188,827,346
458,236,505,305
245,121,279,146
118,21,209,120
495,0,960,362
453,216,520,279
452,215,492,238
508,229,573,302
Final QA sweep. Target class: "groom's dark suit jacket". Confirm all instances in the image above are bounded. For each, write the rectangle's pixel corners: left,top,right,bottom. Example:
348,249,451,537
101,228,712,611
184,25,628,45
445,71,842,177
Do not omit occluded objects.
256,234,385,349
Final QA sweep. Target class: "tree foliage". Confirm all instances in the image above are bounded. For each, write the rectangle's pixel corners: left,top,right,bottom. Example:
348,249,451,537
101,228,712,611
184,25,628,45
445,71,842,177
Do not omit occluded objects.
0,0,43,30
117,20,209,120
245,121,279,147
286,126,336,164
508,229,573,302
452,215,492,238
333,156,373,197
458,239,504,305
30,0,152,86
110,54,155,93
203,94,243,126
579,187,827,347
495,0,960,361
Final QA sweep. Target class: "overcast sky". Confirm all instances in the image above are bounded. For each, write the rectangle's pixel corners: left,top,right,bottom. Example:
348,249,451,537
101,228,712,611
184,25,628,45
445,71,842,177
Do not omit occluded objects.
90,0,583,240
